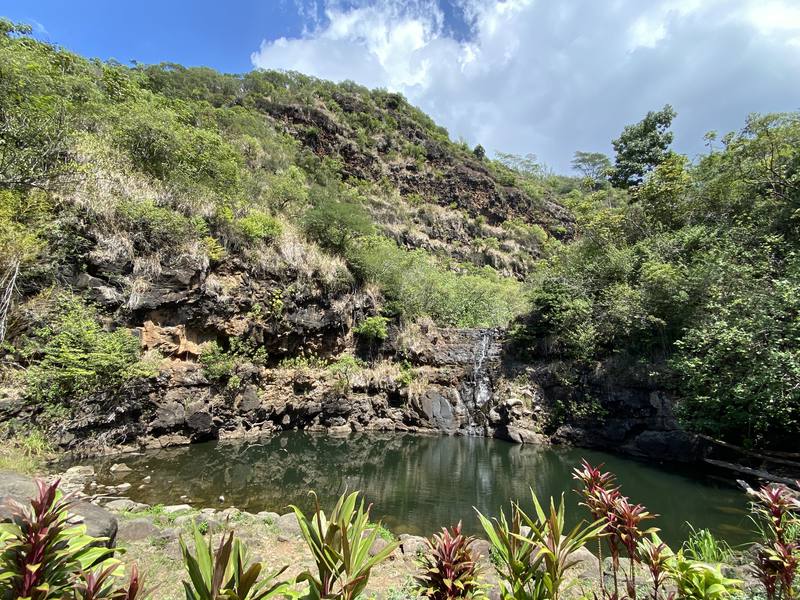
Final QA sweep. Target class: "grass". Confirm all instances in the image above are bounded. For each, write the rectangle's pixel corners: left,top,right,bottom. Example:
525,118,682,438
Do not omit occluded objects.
681,524,734,564
0,429,53,475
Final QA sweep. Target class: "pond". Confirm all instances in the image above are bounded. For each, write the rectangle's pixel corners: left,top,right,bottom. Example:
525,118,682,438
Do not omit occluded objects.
86,432,752,547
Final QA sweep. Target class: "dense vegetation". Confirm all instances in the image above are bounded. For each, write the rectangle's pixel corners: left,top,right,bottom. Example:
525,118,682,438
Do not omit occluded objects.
0,18,798,451
520,112,800,449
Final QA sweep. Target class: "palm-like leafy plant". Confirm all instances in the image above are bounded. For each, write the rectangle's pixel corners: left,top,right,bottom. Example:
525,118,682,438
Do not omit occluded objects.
74,564,146,600
476,505,536,600
291,491,398,600
180,526,290,600
477,491,604,600
415,522,484,600
522,493,606,600
638,534,673,600
749,484,800,600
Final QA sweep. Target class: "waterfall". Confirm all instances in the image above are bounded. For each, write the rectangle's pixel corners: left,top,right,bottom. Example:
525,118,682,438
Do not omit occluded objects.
467,329,495,431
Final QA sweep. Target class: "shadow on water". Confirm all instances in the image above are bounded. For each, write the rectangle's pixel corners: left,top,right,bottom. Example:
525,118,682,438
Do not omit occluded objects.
84,432,752,547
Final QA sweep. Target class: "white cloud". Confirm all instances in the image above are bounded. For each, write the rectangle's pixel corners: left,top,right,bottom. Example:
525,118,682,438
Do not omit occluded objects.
252,0,800,172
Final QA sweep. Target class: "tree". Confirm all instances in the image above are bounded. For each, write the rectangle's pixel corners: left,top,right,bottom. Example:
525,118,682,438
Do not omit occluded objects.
302,196,374,253
472,144,486,161
571,151,611,188
609,104,676,188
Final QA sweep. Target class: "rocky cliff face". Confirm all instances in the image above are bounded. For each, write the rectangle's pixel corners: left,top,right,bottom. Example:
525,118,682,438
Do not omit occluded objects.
3,274,692,462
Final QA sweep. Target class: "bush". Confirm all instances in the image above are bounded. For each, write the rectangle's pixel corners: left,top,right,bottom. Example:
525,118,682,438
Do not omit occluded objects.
116,199,203,252
302,194,375,253
180,525,290,600
235,210,283,243
25,294,151,403
0,478,145,599
415,522,484,600
353,316,390,341
199,341,237,381
347,236,525,328
291,491,398,600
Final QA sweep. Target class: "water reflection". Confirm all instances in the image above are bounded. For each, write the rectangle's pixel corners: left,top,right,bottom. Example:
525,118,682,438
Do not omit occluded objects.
86,432,751,547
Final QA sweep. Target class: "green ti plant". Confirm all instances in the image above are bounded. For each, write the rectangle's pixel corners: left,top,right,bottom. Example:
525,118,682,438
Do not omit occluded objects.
415,522,485,600
665,550,740,600
477,491,605,600
291,491,398,600
476,505,536,600
179,525,290,600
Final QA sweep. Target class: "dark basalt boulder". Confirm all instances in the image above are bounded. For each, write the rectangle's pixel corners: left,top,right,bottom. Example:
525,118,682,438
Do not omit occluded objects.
0,471,118,546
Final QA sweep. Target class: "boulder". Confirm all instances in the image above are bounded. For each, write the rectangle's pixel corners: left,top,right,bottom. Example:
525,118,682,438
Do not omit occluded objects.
110,463,132,474
257,511,280,523
368,536,394,558
0,472,117,547
470,538,492,561
162,504,192,514
117,518,160,542
399,534,428,556
275,512,302,538
105,499,149,513
68,503,118,545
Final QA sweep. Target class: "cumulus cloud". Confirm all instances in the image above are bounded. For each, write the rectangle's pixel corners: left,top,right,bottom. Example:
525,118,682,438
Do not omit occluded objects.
252,0,800,172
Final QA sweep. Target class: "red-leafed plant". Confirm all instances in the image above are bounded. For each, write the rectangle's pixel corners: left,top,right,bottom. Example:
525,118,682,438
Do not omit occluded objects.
638,535,673,600
74,563,146,600
615,496,657,599
750,483,800,600
574,460,621,598
415,522,484,600
573,460,657,600
0,478,146,600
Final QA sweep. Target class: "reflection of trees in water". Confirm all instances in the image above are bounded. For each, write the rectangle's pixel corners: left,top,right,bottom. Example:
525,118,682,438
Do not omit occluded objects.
86,432,750,544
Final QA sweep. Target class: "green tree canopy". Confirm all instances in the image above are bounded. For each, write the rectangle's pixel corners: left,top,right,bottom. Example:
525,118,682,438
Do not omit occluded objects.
609,104,676,189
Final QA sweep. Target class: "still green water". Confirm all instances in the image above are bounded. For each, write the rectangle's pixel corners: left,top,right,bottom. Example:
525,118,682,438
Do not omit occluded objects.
88,432,751,547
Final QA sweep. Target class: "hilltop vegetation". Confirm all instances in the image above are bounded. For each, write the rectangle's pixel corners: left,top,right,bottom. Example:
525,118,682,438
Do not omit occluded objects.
0,19,798,451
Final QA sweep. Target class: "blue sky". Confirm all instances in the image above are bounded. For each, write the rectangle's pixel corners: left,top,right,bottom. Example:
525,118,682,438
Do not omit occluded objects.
3,1,800,172
1,0,305,72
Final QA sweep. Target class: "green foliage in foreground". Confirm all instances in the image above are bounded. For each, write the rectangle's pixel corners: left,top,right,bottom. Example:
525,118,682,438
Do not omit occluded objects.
0,478,142,599
180,526,290,600
3,463,798,600
291,491,399,600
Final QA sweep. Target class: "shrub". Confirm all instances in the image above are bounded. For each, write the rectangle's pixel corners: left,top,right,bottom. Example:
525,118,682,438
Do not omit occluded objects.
415,522,484,600
292,491,398,600
302,195,375,253
116,199,202,253
666,551,741,600
347,236,525,328
749,484,800,600
25,294,151,403
0,478,145,599
180,525,290,600
199,341,237,382
353,316,390,341
235,210,283,243
476,506,536,600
